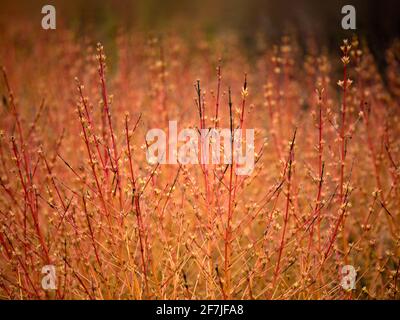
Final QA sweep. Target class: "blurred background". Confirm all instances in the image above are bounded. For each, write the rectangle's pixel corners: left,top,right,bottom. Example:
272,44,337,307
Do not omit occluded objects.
1,0,399,63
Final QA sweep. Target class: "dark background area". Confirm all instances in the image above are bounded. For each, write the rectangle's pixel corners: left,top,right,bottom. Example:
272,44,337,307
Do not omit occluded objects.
1,0,399,62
